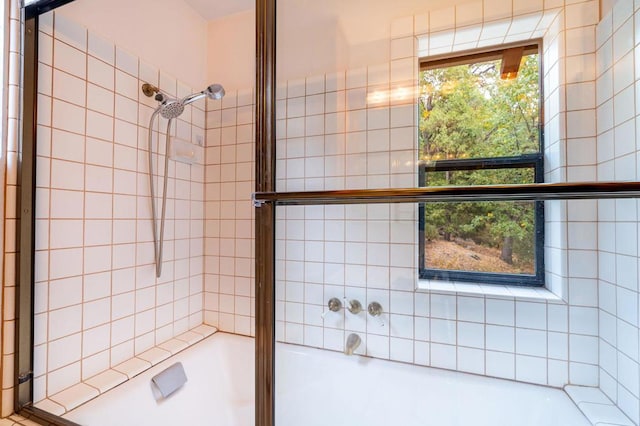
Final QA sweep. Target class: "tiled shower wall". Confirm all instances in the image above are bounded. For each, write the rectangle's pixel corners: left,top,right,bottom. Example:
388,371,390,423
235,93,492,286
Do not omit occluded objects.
32,12,207,402
203,90,256,336
1,0,21,416
272,0,603,389
595,2,640,424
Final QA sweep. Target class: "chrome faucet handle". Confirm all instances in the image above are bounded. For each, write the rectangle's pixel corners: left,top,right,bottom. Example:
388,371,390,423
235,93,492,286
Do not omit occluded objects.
321,297,342,319
344,298,363,315
367,301,385,326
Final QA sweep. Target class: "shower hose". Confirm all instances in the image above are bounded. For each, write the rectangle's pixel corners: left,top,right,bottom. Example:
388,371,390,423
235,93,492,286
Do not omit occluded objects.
148,110,172,278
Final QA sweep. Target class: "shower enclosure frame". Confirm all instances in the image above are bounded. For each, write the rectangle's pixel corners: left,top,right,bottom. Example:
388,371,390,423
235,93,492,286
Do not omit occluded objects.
250,3,640,426
11,1,640,426
15,4,81,425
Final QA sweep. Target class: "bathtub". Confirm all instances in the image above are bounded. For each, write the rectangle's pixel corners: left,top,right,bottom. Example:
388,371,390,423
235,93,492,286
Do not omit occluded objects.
64,333,255,426
65,332,589,426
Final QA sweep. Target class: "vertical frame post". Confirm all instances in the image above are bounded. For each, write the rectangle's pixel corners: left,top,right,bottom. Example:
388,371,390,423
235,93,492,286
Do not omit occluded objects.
255,0,276,425
16,14,38,411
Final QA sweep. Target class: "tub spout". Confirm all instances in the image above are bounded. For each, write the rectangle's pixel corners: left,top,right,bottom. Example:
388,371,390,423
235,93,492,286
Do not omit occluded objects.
344,333,362,356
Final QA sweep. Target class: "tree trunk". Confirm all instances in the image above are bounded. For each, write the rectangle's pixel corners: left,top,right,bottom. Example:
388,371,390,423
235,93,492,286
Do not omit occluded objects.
500,236,513,264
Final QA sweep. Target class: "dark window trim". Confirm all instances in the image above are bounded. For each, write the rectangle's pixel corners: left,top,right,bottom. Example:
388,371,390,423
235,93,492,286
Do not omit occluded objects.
421,153,542,172
418,44,545,287
418,156,545,286
23,0,76,19
420,41,540,71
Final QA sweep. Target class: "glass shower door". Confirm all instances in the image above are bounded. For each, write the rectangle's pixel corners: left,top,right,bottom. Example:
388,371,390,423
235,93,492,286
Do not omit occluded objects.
270,198,598,426
272,1,421,421
262,0,630,425
273,202,424,425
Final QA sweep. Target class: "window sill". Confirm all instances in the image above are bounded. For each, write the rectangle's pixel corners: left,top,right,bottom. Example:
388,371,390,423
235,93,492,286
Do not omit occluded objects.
417,279,563,302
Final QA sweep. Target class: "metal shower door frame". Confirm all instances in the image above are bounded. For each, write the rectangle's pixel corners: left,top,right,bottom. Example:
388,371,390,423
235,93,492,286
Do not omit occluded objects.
251,3,640,426
16,2,640,426
254,0,276,425
15,1,277,425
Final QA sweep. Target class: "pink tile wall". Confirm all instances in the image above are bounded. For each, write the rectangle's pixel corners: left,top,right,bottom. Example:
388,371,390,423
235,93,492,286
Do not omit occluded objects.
32,12,207,402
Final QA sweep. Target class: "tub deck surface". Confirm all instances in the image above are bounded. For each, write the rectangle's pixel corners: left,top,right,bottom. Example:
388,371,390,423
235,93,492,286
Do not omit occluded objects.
65,333,589,426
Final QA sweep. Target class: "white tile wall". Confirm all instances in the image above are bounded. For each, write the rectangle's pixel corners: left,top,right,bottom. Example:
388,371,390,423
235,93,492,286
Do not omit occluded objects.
595,2,640,423
271,0,602,391
2,0,22,416
32,11,207,404
203,88,256,336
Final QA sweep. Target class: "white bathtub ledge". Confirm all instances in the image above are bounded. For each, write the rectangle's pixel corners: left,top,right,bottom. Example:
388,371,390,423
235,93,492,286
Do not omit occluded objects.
63,333,250,426
49,383,99,412
114,357,152,379
137,347,171,365
158,338,189,354
32,326,220,417
565,385,613,405
171,325,217,347
565,385,635,426
175,331,206,345
32,398,65,417
191,324,218,338
84,369,128,393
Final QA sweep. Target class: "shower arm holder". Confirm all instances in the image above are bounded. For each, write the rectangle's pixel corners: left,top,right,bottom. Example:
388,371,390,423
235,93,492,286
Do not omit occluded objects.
142,82,160,98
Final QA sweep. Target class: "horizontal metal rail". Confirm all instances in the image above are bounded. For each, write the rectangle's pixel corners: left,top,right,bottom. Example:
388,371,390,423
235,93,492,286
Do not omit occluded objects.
253,182,640,206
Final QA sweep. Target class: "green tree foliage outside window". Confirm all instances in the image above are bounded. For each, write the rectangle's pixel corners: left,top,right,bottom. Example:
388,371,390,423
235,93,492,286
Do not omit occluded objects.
419,54,541,276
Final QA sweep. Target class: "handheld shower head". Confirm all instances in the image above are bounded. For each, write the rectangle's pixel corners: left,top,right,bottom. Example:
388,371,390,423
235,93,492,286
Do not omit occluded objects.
152,83,226,119
182,83,226,106
205,84,225,100
159,100,185,119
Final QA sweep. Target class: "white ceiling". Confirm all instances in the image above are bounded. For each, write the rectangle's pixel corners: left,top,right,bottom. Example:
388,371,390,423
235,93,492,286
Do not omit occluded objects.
183,0,255,20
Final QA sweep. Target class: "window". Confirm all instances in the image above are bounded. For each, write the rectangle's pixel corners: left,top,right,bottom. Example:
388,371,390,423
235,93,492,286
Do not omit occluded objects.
418,42,544,286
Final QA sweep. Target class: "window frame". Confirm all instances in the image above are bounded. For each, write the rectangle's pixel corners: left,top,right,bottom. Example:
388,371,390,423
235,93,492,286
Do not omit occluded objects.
417,42,545,287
